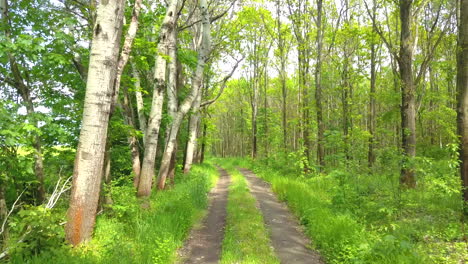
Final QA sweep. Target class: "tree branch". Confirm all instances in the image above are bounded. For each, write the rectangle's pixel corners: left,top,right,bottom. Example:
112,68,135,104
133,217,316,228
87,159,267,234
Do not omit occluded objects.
200,56,243,107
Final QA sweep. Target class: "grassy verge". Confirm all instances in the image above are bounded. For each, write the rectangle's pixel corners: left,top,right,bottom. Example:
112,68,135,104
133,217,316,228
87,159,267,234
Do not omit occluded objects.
222,157,467,264
218,160,280,264
8,162,219,264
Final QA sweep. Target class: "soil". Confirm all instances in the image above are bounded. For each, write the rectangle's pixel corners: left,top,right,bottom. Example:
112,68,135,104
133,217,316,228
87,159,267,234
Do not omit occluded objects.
178,167,324,264
239,168,324,264
178,167,230,264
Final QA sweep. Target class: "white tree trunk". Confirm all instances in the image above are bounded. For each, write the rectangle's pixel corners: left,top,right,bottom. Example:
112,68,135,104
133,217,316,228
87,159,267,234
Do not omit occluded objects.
157,0,211,189
183,91,201,173
137,0,181,198
65,0,125,246
131,61,147,144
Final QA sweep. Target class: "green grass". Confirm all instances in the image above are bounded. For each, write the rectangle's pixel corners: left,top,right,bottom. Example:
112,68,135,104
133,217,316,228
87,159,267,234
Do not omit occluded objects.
222,157,467,264
7,162,219,264
218,160,280,264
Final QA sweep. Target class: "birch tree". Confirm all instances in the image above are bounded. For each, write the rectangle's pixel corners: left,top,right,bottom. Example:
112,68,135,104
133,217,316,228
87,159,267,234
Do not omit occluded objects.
137,0,181,198
157,0,211,190
65,0,125,245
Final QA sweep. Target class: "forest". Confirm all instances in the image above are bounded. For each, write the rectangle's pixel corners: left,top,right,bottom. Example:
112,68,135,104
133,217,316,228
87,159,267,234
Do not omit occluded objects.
0,0,467,263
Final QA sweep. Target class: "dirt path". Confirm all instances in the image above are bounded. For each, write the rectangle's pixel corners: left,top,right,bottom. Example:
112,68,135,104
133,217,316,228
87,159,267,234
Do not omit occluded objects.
239,168,324,264
178,167,230,264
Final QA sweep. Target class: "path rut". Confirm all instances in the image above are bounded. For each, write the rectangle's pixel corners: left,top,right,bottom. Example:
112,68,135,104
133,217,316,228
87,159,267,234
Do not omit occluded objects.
239,168,324,264
178,167,230,264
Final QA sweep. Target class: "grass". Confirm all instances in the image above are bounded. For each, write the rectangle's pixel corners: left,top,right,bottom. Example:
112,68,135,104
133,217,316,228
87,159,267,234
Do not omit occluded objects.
218,159,280,264
7,162,219,264
222,157,467,264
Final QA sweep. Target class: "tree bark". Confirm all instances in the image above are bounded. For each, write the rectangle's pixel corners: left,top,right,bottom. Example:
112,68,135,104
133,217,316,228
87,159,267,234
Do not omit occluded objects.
200,122,207,163
399,0,417,188
157,0,211,190
101,0,142,197
132,61,147,144
368,34,377,168
457,0,468,206
137,0,181,198
65,0,125,245
184,92,201,173
276,0,288,150
315,0,325,169
165,17,180,184
120,88,142,188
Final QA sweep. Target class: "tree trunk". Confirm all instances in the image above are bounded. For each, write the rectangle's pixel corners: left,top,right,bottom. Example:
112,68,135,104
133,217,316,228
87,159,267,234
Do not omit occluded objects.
276,0,288,150
157,0,211,190
65,0,125,245
342,56,351,161
315,0,325,169
457,0,468,207
399,0,417,188
132,61,147,144
165,19,180,185
137,0,181,198
200,122,207,163
100,0,142,199
184,92,201,173
0,185,7,246
121,88,142,188
368,36,377,168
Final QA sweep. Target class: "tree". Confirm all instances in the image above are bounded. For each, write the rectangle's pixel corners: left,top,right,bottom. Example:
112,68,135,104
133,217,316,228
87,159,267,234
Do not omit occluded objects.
137,0,181,198
315,0,325,168
457,0,468,208
156,0,211,189
65,0,125,245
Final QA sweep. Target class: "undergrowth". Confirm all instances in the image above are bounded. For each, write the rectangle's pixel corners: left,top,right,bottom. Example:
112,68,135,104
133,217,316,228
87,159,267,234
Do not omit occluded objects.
224,157,467,264
6,163,218,264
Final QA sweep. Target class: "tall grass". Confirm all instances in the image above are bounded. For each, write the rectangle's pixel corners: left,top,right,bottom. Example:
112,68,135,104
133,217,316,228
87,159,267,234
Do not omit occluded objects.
218,159,280,264
226,157,467,264
8,163,219,264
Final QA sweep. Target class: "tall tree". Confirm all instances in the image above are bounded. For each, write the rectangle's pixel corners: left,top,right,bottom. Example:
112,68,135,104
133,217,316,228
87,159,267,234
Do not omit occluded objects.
398,0,417,187
65,0,125,245
157,0,211,189
137,0,181,198
315,0,325,168
457,0,468,208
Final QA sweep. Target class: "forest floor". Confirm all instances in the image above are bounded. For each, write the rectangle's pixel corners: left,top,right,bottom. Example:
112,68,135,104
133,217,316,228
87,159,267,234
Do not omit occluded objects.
239,168,324,264
178,167,230,264
179,166,322,264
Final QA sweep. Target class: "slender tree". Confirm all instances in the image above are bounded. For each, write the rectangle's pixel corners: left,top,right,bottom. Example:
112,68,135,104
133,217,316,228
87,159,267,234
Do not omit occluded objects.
315,0,325,168
137,0,181,198
157,0,211,189
457,0,468,208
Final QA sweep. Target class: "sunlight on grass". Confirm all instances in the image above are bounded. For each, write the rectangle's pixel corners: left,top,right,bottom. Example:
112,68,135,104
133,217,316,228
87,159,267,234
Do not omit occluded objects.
8,163,219,264
218,160,280,264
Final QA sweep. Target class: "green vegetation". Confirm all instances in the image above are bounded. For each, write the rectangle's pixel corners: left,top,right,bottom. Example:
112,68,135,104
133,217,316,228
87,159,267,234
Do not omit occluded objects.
219,159,280,264
223,158,467,264
218,160,279,264
1,0,467,262
6,163,218,264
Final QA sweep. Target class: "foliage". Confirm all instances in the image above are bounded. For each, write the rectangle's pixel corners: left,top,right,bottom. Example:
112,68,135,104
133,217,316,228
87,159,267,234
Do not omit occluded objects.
5,163,218,263
227,157,467,264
